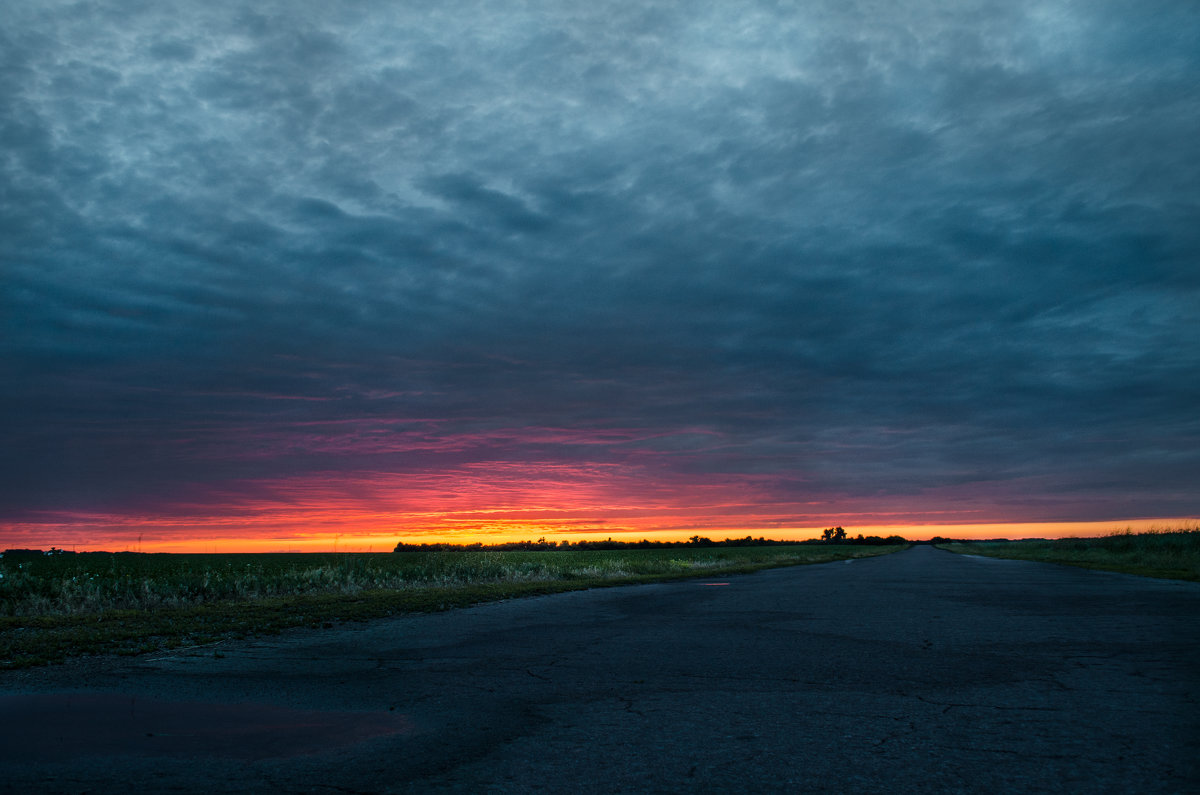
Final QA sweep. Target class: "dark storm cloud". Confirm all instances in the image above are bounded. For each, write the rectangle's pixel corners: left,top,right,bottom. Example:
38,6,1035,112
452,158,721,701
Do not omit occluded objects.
3,0,1198,526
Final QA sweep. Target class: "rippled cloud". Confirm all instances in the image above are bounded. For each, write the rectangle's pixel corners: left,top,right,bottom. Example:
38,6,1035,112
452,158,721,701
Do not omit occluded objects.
3,0,1198,545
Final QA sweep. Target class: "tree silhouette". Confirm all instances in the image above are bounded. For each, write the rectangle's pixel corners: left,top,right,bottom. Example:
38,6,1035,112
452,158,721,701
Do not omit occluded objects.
821,526,847,542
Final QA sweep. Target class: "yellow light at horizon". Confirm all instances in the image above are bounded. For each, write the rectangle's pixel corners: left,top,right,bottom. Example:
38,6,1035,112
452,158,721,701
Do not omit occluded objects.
38,516,1196,554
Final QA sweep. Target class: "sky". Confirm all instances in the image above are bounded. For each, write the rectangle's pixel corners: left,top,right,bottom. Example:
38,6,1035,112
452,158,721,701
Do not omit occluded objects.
3,0,1198,551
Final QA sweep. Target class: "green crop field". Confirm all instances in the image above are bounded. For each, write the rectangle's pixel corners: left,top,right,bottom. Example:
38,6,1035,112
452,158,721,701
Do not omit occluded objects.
0,544,903,668
938,528,1200,581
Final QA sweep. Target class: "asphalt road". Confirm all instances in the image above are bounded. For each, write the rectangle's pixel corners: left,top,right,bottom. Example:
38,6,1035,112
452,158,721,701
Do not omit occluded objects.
2,545,1197,793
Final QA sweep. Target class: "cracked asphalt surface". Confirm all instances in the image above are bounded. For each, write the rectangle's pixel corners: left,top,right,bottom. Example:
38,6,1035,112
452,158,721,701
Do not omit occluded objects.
2,545,1198,793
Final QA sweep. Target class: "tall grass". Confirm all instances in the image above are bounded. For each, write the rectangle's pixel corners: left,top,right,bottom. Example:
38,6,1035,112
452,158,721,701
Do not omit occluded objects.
0,546,895,617
0,546,904,668
939,528,1200,581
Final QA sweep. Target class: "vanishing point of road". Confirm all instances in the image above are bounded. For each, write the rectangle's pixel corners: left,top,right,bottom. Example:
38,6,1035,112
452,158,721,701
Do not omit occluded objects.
2,545,1197,793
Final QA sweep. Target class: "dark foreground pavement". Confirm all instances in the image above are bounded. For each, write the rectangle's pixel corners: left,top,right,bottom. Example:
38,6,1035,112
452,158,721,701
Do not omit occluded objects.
2,546,1198,793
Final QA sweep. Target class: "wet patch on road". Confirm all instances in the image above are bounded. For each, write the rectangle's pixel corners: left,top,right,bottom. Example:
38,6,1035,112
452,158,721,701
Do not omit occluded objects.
0,692,412,761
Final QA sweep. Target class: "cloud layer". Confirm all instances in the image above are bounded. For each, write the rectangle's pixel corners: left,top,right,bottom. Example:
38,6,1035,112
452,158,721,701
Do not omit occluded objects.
3,0,1199,544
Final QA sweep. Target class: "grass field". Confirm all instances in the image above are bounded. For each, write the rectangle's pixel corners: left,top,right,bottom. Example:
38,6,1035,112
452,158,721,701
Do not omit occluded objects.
0,545,902,668
938,529,1200,581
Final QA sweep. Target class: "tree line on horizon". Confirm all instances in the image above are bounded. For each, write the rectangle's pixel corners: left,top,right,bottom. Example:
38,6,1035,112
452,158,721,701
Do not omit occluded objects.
3,529,912,558
392,529,909,552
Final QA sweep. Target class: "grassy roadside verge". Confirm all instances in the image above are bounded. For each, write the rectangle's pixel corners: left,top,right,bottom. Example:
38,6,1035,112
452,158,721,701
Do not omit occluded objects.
1,545,903,668
937,529,1199,582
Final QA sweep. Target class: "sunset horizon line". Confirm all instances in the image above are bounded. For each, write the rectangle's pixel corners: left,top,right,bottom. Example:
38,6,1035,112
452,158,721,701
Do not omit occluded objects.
7,517,1196,555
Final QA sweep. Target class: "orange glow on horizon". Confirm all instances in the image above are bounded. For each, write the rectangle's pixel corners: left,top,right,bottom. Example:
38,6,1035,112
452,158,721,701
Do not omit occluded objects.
4,515,1196,554
4,465,1194,553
